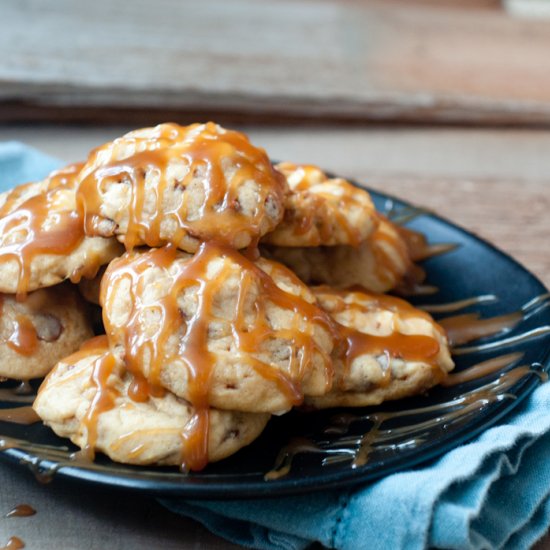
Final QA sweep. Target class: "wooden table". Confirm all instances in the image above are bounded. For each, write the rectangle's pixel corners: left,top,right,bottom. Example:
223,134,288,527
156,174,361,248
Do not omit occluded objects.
0,124,548,549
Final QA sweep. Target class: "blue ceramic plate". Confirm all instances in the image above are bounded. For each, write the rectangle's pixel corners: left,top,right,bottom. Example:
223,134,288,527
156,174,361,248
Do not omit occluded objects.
0,183,549,498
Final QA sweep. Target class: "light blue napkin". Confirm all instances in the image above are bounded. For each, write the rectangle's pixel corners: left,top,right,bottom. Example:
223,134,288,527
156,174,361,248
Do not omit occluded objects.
2,142,550,550
0,141,61,190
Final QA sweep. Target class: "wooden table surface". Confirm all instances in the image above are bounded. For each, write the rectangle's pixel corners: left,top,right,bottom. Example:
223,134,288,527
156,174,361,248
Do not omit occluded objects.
0,124,548,549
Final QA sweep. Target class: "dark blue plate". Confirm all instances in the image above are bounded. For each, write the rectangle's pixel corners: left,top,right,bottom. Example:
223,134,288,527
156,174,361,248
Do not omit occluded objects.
1,184,549,498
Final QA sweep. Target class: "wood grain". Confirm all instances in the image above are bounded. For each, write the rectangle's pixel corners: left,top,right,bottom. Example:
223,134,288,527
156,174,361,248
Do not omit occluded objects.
3,0,550,125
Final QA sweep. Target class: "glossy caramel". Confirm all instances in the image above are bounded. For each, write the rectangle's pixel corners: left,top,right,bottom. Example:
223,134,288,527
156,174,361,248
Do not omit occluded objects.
77,123,286,252
0,164,86,297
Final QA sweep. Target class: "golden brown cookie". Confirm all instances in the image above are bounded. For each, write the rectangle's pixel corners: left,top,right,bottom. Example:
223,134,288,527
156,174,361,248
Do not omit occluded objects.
262,163,377,247
100,242,335,415
266,216,413,293
0,283,94,380
0,164,123,296
305,287,454,408
34,340,270,471
76,122,287,253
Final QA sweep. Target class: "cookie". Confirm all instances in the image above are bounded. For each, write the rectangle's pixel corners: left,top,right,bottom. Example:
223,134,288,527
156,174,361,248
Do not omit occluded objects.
0,283,94,380
262,163,377,247
76,122,287,253
305,287,454,408
78,265,105,305
33,340,270,470
0,164,124,296
100,242,335,415
265,216,413,293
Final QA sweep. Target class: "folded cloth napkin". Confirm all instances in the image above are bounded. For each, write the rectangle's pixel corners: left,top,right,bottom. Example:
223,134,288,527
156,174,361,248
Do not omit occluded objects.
2,142,550,550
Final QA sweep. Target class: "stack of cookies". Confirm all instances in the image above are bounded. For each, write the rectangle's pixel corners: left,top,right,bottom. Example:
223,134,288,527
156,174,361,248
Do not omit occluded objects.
0,123,454,471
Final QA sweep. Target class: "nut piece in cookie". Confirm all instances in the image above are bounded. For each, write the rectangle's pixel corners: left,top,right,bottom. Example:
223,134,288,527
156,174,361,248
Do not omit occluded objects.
101,242,336,415
76,122,287,253
305,287,454,409
0,164,123,297
0,283,94,380
266,216,415,294
262,163,377,247
33,339,270,471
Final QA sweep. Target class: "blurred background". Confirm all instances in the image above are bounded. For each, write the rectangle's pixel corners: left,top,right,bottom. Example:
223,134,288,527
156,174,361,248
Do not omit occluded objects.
3,0,549,310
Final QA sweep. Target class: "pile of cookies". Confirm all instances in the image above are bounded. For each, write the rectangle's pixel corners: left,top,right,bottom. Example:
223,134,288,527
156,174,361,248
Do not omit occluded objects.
0,123,454,471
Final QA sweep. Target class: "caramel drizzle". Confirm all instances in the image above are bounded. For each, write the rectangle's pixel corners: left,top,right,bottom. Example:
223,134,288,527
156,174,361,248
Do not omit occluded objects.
313,287,446,383
266,364,544,479
7,316,38,357
0,164,85,298
80,351,118,460
5,504,36,518
0,537,25,550
101,242,334,471
0,407,40,425
419,294,498,313
78,123,286,252
441,311,523,346
442,352,524,387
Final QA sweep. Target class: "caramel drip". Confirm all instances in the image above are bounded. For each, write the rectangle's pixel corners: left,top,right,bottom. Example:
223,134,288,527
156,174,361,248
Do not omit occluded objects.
341,326,441,374
78,123,286,252
81,352,119,460
0,165,86,298
101,242,335,471
7,316,38,356
442,352,524,387
0,407,40,425
0,390,34,404
0,537,25,550
419,295,497,313
392,223,427,262
440,311,523,346
266,365,541,478
5,504,36,518
393,223,454,263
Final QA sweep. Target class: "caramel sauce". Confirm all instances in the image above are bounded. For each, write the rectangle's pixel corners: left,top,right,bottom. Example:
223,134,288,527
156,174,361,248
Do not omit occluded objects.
7,316,38,356
266,364,542,478
341,327,441,374
0,164,85,298
440,311,523,346
312,287,446,385
81,351,119,460
0,537,25,550
5,504,36,518
419,295,497,314
0,407,40,425
441,352,524,387
0,390,34,404
99,242,335,471
77,123,286,252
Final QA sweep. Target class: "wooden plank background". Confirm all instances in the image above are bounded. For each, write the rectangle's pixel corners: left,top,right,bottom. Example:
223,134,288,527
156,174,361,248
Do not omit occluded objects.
3,0,550,125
